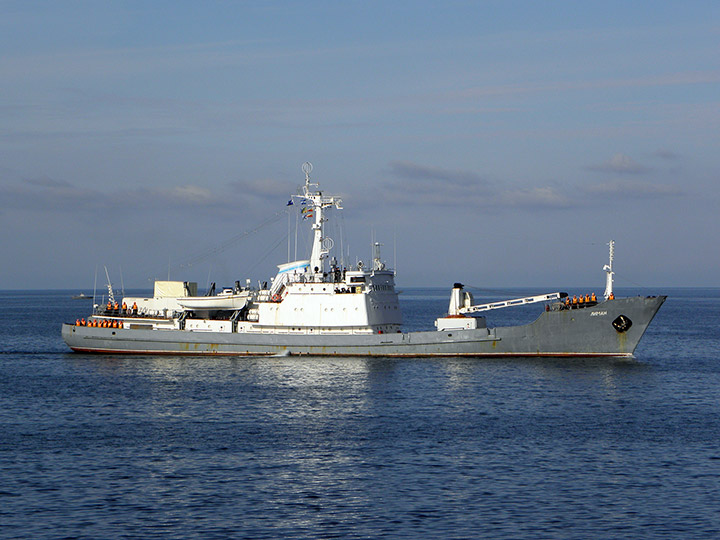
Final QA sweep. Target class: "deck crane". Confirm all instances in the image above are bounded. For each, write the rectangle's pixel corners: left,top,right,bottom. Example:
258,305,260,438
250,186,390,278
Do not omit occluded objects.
446,283,567,316
435,284,568,331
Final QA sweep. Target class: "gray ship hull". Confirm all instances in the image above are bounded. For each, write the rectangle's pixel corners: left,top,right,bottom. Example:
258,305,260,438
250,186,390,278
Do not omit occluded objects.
62,296,665,358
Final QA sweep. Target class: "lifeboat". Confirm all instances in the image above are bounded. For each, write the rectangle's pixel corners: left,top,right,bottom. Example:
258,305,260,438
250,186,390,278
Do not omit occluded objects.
176,290,250,310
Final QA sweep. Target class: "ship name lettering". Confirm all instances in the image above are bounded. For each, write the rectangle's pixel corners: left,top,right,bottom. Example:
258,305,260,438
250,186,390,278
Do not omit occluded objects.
591,311,607,316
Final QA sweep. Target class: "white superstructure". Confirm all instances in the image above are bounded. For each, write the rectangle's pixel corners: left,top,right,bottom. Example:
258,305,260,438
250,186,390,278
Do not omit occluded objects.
106,163,402,335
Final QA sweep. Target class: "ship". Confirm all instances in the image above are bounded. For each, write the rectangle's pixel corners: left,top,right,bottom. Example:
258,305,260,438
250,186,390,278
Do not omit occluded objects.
62,163,665,358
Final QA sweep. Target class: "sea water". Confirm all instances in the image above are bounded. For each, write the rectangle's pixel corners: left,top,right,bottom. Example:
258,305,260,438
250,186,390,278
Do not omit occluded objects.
1,288,719,539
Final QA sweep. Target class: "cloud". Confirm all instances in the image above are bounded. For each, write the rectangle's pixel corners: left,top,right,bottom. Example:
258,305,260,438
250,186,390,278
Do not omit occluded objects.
0,177,228,214
499,186,572,208
229,177,297,202
23,176,73,188
0,176,101,210
373,160,572,210
381,161,490,206
376,158,680,211
580,179,684,199
388,161,485,185
454,70,720,101
165,185,214,202
587,153,650,175
653,149,682,161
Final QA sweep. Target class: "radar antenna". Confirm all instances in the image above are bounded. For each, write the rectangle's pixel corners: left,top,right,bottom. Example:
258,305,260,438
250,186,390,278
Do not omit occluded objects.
302,162,313,186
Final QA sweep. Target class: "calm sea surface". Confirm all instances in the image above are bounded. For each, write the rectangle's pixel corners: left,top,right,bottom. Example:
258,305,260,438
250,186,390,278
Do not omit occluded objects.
1,287,719,539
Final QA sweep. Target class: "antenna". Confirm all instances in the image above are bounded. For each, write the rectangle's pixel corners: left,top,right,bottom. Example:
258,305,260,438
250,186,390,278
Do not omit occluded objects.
93,264,98,305
302,161,313,186
104,265,115,305
294,210,299,261
394,230,397,277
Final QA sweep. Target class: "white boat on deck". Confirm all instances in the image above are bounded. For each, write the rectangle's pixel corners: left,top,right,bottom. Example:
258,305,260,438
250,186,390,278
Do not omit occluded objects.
177,290,250,310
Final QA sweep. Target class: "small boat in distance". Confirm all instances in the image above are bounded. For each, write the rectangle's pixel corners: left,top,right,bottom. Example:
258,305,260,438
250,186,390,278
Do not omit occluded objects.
72,293,92,300
62,163,665,358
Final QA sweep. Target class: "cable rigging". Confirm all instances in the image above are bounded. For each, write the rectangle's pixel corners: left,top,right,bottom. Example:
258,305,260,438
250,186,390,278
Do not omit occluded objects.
149,207,292,282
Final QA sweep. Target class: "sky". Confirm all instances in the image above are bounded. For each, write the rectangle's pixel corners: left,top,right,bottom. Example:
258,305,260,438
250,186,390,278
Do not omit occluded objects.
1,0,719,291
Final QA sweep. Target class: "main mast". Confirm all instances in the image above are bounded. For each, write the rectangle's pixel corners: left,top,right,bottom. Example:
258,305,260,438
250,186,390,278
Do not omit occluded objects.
603,240,615,300
297,162,342,275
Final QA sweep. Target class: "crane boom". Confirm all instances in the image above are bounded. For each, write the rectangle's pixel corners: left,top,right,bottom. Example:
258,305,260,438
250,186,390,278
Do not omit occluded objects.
459,292,566,314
